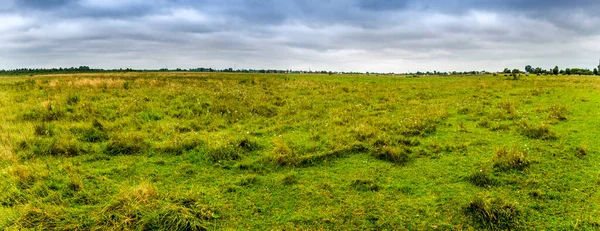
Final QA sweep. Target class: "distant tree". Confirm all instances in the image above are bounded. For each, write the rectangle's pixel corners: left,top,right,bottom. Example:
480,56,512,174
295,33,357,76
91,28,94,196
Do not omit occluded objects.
559,70,565,75
525,65,532,73
503,68,511,74
511,69,521,80
594,68,599,75
565,68,571,75
553,66,559,75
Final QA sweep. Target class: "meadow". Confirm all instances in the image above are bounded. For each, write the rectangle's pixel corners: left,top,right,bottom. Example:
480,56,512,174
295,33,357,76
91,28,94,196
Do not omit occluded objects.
0,72,599,230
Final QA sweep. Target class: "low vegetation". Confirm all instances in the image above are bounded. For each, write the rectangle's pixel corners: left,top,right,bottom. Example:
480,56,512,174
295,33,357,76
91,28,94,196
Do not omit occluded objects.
0,72,599,229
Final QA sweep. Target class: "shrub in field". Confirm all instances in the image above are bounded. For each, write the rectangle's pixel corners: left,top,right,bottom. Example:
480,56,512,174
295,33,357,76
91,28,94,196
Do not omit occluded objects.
520,121,557,140
466,196,521,230
493,147,530,171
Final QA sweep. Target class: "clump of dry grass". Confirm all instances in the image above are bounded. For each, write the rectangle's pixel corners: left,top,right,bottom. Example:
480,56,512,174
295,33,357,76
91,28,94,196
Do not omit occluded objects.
270,137,298,166
70,78,125,88
6,163,49,189
373,146,411,165
354,123,376,141
99,182,218,230
519,121,557,140
466,195,522,230
547,104,568,121
493,147,530,171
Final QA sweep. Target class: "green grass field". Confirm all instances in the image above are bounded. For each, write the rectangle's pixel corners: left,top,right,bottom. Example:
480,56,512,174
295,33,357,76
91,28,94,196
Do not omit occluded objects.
1,72,599,230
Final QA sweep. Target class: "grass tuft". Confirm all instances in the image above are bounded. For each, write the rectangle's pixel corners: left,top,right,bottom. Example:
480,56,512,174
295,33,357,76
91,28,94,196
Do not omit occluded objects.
270,138,297,166
520,121,557,140
468,170,498,187
465,196,521,230
206,145,240,163
372,146,411,165
105,133,148,156
282,173,297,185
34,123,56,137
547,104,568,121
493,147,530,171
351,179,380,192
576,145,588,158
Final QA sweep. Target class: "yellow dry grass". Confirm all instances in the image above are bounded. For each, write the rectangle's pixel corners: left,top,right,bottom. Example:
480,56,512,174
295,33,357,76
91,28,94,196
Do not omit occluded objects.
69,78,125,88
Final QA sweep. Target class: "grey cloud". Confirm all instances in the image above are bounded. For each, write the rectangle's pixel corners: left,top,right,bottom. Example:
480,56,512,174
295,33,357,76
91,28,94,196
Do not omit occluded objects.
1,0,600,72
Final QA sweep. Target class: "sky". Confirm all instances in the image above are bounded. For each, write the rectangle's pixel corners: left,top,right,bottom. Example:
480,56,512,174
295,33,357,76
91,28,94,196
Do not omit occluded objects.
1,0,600,72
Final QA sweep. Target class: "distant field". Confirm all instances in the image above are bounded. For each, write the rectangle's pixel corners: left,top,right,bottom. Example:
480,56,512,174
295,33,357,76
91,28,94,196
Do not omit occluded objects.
1,72,600,230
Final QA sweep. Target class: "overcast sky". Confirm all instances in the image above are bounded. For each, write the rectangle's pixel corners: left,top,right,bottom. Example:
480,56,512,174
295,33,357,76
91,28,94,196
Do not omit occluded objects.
1,0,600,72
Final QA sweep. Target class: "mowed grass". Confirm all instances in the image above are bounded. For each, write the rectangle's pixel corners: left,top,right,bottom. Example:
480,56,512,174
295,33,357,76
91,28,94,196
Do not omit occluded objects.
1,72,600,229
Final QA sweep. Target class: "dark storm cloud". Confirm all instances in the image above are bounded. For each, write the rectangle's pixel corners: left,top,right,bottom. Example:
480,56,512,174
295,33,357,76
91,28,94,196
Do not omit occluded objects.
1,0,600,72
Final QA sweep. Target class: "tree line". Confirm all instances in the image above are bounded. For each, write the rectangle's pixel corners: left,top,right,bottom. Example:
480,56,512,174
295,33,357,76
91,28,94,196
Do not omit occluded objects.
516,64,600,76
1,64,599,76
